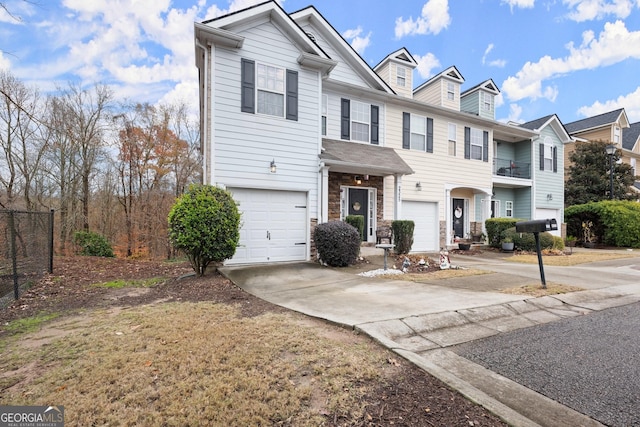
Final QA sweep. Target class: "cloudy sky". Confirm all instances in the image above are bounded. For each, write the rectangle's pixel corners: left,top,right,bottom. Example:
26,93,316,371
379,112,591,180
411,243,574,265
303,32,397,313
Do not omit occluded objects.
2,0,640,125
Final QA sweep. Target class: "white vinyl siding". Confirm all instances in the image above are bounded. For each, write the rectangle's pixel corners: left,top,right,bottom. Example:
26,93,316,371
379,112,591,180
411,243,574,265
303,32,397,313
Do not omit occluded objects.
210,21,320,216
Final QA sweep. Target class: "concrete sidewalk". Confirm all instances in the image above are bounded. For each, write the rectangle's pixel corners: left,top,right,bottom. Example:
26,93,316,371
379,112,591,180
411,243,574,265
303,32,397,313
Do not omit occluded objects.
220,249,640,427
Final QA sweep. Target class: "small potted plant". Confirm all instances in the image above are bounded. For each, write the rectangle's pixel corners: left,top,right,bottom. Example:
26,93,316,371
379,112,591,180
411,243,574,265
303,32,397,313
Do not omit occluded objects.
501,236,515,251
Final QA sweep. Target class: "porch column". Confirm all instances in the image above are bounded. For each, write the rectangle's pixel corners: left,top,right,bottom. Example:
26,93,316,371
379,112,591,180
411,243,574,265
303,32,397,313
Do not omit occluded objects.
394,174,402,219
319,163,329,224
445,188,451,245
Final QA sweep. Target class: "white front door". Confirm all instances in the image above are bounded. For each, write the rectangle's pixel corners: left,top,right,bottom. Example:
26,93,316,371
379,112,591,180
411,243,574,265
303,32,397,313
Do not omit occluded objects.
228,188,308,264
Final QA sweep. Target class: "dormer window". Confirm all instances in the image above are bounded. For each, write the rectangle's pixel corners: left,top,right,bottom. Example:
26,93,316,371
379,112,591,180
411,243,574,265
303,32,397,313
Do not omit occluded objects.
614,126,620,143
447,82,455,100
396,65,406,87
482,92,493,111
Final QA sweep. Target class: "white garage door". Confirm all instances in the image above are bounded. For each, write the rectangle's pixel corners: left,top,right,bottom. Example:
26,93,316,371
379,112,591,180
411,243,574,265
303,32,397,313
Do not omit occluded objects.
402,201,439,252
535,208,561,236
228,188,308,264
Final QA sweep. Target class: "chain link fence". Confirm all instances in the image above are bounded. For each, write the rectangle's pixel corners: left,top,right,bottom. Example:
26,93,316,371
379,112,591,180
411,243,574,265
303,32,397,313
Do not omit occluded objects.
0,210,54,307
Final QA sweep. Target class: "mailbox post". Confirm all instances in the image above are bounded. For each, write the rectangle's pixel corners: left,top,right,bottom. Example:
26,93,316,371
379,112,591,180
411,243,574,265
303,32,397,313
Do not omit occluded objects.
515,219,558,289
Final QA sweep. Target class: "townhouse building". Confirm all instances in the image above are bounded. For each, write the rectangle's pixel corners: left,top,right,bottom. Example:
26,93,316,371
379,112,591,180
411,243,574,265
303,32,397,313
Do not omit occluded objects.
195,1,567,264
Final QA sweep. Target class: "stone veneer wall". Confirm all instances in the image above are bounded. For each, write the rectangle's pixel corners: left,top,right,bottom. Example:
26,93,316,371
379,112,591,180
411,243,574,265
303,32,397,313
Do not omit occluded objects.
327,173,385,226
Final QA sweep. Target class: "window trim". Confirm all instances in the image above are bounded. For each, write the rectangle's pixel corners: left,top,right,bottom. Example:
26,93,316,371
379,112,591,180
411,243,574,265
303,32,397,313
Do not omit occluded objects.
447,81,455,100
448,123,457,156
241,58,297,120
505,201,513,218
396,65,406,87
403,112,433,152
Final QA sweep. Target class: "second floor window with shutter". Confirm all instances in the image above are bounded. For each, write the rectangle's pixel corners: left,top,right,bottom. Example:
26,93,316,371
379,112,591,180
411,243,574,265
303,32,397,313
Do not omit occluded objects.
257,64,285,116
470,128,483,160
351,100,370,142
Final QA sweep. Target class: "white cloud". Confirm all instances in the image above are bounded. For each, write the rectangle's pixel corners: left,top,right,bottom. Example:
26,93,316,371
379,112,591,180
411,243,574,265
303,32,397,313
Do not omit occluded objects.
502,20,640,102
342,27,371,55
482,43,507,68
395,0,451,38
501,0,536,11
414,53,441,79
577,86,640,121
508,103,524,123
0,51,10,70
563,0,639,22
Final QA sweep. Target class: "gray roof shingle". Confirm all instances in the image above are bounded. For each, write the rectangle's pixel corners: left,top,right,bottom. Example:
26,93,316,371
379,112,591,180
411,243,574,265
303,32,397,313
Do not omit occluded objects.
564,108,625,134
321,139,414,175
622,122,640,151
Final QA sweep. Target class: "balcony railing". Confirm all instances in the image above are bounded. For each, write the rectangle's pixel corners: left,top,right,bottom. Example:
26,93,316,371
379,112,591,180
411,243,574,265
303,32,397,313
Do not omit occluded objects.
493,158,530,179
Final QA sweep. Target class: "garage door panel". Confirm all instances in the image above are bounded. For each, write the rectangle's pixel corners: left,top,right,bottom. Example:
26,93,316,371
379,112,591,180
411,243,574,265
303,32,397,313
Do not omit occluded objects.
403,201,439,253
228,188,308,264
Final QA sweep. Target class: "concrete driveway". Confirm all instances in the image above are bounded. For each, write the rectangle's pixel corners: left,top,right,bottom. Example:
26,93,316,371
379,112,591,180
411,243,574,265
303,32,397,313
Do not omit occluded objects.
220,249,640,427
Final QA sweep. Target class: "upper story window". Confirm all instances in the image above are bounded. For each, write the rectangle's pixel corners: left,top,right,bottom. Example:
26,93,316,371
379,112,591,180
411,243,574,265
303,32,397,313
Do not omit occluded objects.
447,82,455,100
464,127,488,162
448,123,457,156
340,98,379,144
257,64,284,116
402,112,433,152
482,91,492,111
241,58,298,120
631,158,637,176
539,137,557,172
396,65,406,87
322,94,328,136
614,126,620,143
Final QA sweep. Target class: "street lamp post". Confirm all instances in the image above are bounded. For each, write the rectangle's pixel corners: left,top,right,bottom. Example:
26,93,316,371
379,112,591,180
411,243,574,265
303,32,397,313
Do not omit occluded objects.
605,144,617,200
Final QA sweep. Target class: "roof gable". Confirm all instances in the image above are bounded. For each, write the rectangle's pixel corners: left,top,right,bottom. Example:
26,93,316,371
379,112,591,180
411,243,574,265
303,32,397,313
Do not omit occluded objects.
564,108,629,134
461,79,500,97
414,65,464,93
373,47,418,71
290,6,394,94
196,1,336,74
622,122,640,151
520,114,571,142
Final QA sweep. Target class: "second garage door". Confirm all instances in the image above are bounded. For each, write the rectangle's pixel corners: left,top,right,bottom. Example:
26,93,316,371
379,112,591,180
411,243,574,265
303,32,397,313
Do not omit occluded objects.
402,201,439,253
228,188,308,264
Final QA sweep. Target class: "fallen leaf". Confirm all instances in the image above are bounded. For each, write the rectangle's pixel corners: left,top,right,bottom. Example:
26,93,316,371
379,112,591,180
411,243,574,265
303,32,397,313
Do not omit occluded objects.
145,360,153,367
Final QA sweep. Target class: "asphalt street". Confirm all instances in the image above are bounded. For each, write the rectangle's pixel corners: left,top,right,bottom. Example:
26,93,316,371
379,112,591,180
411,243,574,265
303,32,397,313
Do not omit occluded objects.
454,301,640,427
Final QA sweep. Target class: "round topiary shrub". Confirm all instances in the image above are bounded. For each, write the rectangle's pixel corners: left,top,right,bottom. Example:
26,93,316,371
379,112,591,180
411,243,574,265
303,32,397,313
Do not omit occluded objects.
73,230,115,257
168,184,240,276
314,221,361,267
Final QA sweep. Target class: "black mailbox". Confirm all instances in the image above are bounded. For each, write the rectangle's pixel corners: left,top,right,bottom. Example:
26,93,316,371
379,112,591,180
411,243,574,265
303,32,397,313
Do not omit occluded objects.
515,218,558,233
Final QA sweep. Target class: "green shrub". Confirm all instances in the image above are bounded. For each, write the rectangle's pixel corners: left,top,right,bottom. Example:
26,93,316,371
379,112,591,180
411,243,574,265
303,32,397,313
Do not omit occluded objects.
168,184,240,276
565,200,640,248
503,227,555,251
552,236,565,250
391,220,414,254
345,215,365,240
485,218,523,248
314,221,361,267
73,231,115,257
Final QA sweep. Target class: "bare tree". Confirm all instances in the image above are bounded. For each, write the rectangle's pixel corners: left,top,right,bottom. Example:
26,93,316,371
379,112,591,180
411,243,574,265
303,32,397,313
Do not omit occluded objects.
57,83,113,231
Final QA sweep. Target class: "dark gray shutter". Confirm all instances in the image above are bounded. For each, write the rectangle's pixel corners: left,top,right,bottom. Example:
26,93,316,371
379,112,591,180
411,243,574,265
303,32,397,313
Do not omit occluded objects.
341,98,350,140
286,70,298,121
371,105,379,145
464,127,470,159
241,59,255,113
427,117,434,153
539,143,545,170
483,131,489,162
402,112,410,149
553,146,557,172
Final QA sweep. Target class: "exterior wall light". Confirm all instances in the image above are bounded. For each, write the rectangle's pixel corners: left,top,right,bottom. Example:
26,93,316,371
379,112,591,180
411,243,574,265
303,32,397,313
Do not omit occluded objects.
270,159,277,173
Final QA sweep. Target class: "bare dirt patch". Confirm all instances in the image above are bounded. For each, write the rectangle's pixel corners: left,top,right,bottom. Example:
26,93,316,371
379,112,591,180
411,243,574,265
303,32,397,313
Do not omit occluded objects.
0,256,508,426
